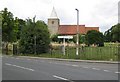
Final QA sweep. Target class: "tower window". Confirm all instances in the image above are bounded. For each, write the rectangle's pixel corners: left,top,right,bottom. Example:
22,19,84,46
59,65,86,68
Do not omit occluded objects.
52,21,54,24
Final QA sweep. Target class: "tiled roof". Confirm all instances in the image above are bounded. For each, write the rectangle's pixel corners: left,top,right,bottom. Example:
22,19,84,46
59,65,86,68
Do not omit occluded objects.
58,25,99,35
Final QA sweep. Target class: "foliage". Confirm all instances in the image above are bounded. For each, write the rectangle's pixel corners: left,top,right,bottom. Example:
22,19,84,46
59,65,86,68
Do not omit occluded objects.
51,34,66,43
19,18,50,54
0,8,19,55
85,30,104,46
104,29,112,42
51,34,60,42
104,23,120,42
73,34,85,44
14,17,26,40
0,14,2,27
51,34,86,44
111,23,120,42
1,8,18,42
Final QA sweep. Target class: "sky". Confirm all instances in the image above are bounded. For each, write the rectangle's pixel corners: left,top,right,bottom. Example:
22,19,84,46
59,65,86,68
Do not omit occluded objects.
0,0,119,33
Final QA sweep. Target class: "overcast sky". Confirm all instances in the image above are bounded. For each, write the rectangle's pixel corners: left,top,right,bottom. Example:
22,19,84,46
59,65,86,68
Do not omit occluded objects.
0,0,119,33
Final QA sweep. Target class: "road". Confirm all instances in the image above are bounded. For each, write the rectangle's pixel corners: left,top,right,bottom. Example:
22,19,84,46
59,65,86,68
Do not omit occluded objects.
2,55,119,81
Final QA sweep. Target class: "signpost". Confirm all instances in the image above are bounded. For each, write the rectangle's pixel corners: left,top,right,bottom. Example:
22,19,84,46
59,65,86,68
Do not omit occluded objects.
58,36,73,55
58,36,73,39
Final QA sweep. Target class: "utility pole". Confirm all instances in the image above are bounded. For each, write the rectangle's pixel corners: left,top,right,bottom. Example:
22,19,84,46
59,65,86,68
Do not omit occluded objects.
63,38,65,55
75,8,79,56
33,16,36,55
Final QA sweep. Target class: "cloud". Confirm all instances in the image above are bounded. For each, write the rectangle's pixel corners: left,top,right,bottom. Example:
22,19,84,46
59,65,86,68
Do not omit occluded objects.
0,0,119,33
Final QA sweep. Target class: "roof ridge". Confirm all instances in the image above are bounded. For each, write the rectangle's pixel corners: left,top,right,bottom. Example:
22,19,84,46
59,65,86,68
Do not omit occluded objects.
60,25,85,26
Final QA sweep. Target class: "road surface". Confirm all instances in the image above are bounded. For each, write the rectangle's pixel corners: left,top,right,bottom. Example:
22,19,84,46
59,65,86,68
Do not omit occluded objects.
1,55,119,81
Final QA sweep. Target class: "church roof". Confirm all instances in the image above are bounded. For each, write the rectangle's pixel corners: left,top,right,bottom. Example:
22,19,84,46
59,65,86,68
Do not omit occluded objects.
49,7,58,19
58,25,99,35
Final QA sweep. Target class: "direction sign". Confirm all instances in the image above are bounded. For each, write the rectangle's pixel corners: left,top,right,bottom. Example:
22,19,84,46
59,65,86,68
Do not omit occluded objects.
58,36,73,39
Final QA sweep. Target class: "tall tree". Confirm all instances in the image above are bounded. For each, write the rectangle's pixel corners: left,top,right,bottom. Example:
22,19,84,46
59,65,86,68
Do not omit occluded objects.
1,8,17,42
104,23,120,42
14,18,25,40
111,23,120,42
19,18,50,54
85,30,104,46
0,8,18,54
104,29,112,42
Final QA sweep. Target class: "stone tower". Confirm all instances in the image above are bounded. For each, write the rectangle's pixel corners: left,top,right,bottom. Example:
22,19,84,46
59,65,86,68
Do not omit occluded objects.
48,7,60,35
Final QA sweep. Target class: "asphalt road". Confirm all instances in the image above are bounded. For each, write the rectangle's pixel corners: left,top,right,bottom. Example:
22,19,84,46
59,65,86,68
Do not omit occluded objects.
2,55,119,81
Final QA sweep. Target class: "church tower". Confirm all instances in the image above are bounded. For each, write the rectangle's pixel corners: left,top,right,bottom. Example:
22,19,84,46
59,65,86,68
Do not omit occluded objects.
48,7,60,35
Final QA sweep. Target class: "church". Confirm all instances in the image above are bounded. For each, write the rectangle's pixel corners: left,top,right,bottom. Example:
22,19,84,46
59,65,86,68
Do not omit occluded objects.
48,7,99,36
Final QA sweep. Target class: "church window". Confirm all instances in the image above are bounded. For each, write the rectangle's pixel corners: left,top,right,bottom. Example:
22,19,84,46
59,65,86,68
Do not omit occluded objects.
52,21,54,24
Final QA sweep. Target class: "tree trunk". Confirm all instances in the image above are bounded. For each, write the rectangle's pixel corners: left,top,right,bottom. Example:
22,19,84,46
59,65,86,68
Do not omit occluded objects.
5,42,8,55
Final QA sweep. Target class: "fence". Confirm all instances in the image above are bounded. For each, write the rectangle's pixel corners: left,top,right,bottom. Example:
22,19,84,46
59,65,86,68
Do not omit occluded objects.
2,43,120,61
44,45,119,61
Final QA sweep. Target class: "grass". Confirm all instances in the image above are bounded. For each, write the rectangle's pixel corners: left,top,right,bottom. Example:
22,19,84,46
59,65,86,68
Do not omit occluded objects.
36,46,118,61
104,42,120,47
5,42,120,61
18,45,119,61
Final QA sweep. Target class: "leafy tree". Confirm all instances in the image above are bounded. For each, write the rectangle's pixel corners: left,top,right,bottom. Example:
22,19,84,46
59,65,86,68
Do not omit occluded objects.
111,23,120,42
0,8,18,54
51,34,59,42
104,23,120,42
1,8,18,42
104,29,112,42
14,18,25,40
85,30,104,46
0,14,2,27
0,14,2,47
73,34,85,44
19,18,50,54
50,34,63,43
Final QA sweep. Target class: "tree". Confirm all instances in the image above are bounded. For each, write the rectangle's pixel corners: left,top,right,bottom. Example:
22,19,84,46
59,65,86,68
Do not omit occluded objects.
104,29,112,42
111,23,120,42
19,18,50,54
51,34,59,42
50,34,63,43
73,34,86,44
14,18,25,40
0,14,2,47
0,8,18,54
1,8,18,42
104,23,120,42
85,30,104,46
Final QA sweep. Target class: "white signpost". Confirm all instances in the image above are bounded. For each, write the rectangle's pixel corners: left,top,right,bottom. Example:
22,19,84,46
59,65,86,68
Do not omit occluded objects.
58,36,73,55
58,36,73,39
